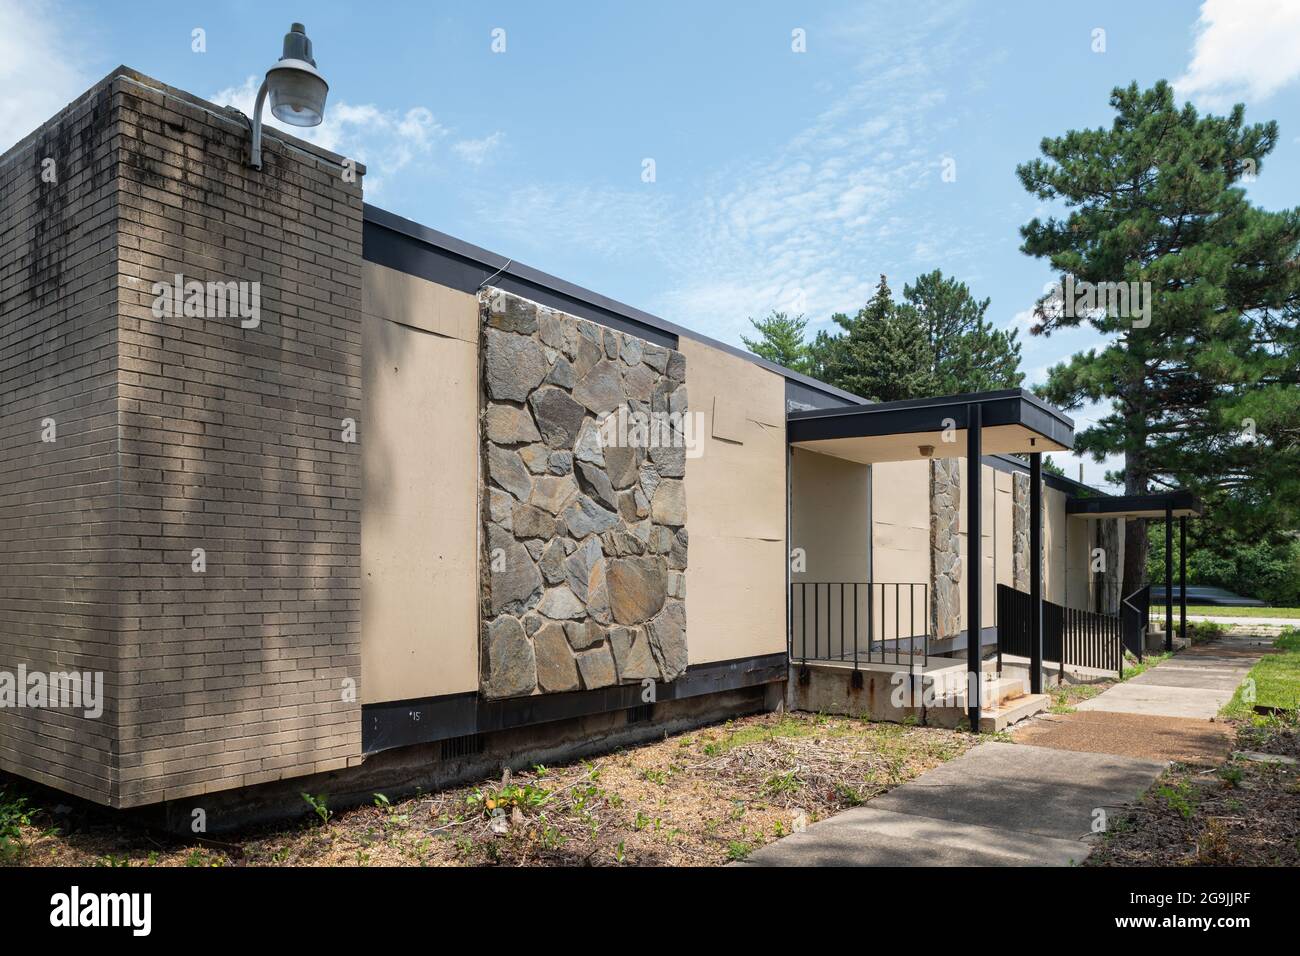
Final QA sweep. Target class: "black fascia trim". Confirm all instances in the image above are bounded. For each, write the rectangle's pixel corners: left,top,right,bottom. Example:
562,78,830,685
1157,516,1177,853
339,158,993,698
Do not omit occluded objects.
361,652,788,755
785,377,863,411
786,389,1074,450
362,204,868,406
986,453,1105,497
1066,490,1202,517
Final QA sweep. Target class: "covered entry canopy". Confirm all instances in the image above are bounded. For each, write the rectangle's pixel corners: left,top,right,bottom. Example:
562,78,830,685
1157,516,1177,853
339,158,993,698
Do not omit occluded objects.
788,389,1074,464
1067,488,1204,651
1067,489,1202,519
787,388,1075,729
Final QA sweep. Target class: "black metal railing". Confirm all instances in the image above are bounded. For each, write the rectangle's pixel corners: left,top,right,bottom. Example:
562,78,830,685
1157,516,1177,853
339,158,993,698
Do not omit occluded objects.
1122,584,1150,662
996,583,1122,679
790,582,929,669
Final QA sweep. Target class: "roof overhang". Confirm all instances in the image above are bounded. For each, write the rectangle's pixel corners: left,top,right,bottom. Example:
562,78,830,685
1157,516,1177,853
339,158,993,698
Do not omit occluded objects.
787,389,1074,466
1067,490,1203,519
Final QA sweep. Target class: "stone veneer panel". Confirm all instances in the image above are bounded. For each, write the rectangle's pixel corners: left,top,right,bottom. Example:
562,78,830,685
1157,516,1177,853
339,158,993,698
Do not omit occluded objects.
929,458,961,640
1011,470,1052,598
478,289,688,698
1012,472,1030,592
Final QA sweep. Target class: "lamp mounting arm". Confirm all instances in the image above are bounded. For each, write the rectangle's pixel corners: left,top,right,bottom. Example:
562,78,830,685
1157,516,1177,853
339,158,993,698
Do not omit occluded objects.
247,77,270,169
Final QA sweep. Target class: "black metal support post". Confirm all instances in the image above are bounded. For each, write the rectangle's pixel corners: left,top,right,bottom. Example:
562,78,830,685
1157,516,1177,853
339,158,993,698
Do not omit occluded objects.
1029,452,1043,694
1165,504,1174,651
966,404,982,732
1179,516,1187,644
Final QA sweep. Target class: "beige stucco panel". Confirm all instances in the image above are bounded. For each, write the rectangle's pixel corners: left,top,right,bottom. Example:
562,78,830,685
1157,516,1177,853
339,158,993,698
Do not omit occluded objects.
870,459,929,587
995,470,1013,588
1045,486,1068,605
791,448,869,583
680,338,786,664
954,461,998,630
361,267,480,703
1066,515,1093,610
363,261,478,343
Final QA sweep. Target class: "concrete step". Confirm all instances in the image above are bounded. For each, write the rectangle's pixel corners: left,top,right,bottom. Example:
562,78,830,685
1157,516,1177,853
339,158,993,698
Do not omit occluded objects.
978,693,1050,733
992,675,1026,704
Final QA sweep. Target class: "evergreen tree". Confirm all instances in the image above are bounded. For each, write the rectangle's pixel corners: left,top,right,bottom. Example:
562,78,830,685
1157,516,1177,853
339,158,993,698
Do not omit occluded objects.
902,269,1024,394
1017,80,1300,590
741,311,812,373
813,275,934,401
809,272,1022,401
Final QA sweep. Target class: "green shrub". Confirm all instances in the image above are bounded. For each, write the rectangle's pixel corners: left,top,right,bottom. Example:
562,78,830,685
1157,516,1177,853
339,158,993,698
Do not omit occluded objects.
1148,531,1300,606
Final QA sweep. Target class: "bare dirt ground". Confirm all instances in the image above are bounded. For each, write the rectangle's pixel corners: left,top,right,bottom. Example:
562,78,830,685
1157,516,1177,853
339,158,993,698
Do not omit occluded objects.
1084,715,1300,866
2,712,974,867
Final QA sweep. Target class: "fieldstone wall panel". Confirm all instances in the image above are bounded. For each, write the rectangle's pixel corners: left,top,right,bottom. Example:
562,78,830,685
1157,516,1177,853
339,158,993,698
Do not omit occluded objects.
928,458,961,640
1012,472,1030,592
478,289,687,698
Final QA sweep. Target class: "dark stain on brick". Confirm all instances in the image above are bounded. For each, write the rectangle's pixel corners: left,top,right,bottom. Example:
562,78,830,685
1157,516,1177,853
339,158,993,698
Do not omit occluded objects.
25,84,117,309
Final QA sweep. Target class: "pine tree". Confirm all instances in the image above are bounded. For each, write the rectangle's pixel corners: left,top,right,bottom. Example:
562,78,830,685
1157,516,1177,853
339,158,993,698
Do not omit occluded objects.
814,275,934,402
741,311,812,373
809,272,1022,401
1017,80,1300,590
902,269,1024,394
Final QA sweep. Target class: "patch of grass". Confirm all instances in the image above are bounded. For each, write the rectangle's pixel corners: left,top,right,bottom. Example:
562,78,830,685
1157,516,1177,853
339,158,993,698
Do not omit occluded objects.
761,771,802,797
0,787,33,863
725,839,753,861
1122,651,1171,681
1048,683,1105,714
701,713,839,755
1154,781,1195,819
1222,627,1300,718
1180,605,1300,620
300,792,331,825
1186,621,1228,644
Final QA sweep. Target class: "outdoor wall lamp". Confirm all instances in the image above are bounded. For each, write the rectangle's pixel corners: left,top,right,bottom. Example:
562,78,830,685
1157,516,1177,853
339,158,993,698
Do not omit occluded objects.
246,23,329,169
919,444,935,457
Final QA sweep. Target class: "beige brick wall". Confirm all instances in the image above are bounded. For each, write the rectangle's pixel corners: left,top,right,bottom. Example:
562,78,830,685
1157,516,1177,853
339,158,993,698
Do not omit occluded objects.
111,72,365,806
0,80,123,805
0,67,366,807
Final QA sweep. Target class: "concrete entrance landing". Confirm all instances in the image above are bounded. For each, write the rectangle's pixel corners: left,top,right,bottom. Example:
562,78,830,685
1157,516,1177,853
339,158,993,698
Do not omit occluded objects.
740,742,1162,866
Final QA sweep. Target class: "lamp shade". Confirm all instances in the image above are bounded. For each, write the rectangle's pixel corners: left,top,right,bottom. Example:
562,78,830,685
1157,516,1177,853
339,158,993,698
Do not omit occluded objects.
268,59,328,127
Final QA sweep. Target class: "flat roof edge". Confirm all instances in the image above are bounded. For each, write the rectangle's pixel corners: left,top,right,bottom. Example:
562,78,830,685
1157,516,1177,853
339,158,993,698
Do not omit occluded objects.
787,389,1074,450
1067,490,1203,517
788,387,1072,429
363,203,867,407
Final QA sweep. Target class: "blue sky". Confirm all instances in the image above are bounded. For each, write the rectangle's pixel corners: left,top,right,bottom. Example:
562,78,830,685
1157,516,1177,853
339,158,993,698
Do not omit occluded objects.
3,0,1299,488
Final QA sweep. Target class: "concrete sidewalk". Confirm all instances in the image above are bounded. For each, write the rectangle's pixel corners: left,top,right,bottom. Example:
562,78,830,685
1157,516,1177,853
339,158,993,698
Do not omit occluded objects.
742,635,1267,866
1076,634,1264,719
740,742,1162,866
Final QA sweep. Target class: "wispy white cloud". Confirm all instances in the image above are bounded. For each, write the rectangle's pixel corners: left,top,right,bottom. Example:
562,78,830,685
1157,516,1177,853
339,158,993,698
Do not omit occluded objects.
468,1,986,347
1175,0,1300,109
452,131,504,165
0,0,93,154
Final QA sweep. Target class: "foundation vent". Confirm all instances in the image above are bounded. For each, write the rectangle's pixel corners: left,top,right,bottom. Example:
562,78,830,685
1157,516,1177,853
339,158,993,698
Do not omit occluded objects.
626,703,654,725
440,733,485,761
